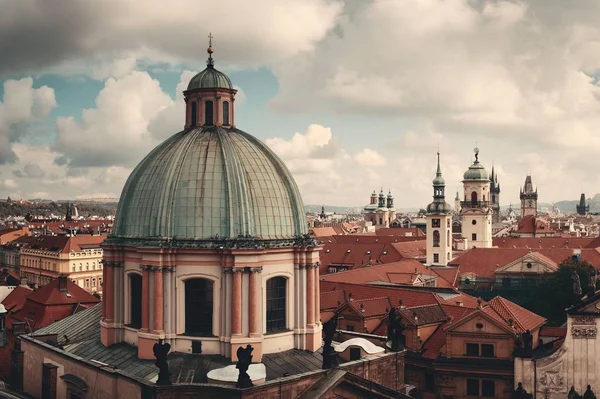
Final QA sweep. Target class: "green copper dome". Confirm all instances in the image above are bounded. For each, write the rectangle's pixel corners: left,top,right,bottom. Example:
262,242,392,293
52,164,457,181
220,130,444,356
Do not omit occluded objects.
187,65,233,90
112,126,307,241
463,149,489,181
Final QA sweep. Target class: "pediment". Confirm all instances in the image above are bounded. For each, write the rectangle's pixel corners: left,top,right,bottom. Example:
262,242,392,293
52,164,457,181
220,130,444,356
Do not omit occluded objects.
495,252,557,275
445,309,514,335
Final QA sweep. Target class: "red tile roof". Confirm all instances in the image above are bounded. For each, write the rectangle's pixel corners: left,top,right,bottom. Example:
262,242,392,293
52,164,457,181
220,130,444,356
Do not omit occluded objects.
487,296,546,333
493,236,594,249
440,292,483,309
390,241,428,260
421,304,477,359
431,267,460,288
449,247,600,278
26,278,100,306
399,304,447,326
374,228,426,238
2,286,33,313
347,297,392,318
319,242,405,274
320,281,442,309
11,278,100,330
515,215,553,235
539,326,567,338
320,259,440,286
321,290,346,311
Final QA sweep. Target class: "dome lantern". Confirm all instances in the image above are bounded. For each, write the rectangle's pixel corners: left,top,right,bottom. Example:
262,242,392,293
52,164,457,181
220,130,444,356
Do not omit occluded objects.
184,33,237,128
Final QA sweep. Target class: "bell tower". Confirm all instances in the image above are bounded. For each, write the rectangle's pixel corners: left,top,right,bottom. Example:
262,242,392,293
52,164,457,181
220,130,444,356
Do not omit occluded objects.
520,174,538,218
460,148,493,248
426,152,453,265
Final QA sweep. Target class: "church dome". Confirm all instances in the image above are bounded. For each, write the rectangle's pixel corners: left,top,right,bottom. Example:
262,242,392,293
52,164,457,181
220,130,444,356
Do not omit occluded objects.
187,65,233,90
112,126,307,241
426,201,452,214
463,148,489,181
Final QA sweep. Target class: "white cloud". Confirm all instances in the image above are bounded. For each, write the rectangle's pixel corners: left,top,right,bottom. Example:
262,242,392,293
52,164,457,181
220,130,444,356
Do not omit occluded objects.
54,71,172,168
0,0,343,77
354,149,386,167
91,56,138,80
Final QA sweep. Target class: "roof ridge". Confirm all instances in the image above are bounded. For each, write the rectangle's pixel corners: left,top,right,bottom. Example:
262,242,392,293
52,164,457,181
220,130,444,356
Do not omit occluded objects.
489,297,523,330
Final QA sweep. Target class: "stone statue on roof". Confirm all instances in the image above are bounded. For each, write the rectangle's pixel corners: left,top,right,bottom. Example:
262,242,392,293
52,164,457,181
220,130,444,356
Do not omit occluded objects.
584,385,597,399
236,345,254,388
153,338,171,385
387,307,405,352
322,313,340,369
573,270,583,299
511,382,533,399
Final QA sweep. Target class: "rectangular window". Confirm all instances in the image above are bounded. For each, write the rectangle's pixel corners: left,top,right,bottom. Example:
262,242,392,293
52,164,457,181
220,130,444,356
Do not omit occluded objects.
466,379,479,396
482,380,495,397
481,344,495,357
466,343,479,356
432,219,441,228
346,324,355,332
433,254,439,263
85,278,90,288
471,233,477,241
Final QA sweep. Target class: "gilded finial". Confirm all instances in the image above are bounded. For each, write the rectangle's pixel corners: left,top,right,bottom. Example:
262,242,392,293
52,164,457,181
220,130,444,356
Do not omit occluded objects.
474,145,479,162
207,32,215,66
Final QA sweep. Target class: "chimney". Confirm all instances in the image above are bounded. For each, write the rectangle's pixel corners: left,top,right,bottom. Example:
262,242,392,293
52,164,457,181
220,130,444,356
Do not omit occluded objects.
58,275,68,292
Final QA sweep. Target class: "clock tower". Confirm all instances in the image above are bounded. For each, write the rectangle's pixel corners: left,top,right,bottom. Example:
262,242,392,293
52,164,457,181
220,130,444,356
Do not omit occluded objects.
520,174,538,218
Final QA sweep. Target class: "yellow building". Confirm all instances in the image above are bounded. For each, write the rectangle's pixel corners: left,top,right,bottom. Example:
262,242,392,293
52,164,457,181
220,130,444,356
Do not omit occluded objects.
20,235,106,294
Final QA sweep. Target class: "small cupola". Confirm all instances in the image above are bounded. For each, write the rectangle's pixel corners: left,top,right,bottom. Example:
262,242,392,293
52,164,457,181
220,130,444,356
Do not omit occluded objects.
183,33,237,129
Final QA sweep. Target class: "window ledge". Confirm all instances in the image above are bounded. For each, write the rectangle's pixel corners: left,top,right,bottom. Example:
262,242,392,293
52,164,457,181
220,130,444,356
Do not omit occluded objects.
264,329,293,337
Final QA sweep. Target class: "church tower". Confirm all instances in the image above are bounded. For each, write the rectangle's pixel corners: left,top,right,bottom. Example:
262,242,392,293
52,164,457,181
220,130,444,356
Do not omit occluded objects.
490,165,501,223
375,188,389,228
454,191,461,214
520,175,538,218
426,153,453,265
460,148,493,248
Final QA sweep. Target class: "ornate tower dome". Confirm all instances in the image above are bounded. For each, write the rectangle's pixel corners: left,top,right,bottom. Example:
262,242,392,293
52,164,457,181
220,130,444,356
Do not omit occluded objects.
102,35,321,363
463,147,489,181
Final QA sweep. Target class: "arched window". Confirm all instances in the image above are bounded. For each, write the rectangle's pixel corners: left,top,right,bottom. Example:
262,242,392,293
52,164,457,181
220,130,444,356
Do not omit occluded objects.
433,230,440,247
190,101,197,126
471,191,478,205
204,101,214,125
223,101,230,125
129,274,142,329
185,278,213,336
266,277,287,333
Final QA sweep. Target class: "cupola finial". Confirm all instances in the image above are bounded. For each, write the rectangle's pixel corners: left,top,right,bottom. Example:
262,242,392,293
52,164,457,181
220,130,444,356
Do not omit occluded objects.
207,32,215,67
474,145,479,162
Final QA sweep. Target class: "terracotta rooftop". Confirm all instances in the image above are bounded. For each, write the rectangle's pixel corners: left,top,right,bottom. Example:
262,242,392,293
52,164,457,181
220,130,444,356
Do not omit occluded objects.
320,281,442,309
487,296,546,333
24,235,106,254
430,267,460,288
2,285,33,313
515,215,552,235
25,277,100,306
399,304,447,327
320,259,441,287
347,297,392,318
493,236,595,249
421,304,477,359
373,228,425,238
539,326,567,338
320,290,346,311
449,247,600,278
319,242,404,274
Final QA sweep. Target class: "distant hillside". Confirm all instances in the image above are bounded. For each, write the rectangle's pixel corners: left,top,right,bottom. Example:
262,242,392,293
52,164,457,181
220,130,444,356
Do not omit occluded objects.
555,193,600,213
0,201,116,218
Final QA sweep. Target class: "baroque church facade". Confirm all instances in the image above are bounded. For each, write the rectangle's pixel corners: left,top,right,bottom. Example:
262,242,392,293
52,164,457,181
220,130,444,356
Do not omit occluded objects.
363,189,396,229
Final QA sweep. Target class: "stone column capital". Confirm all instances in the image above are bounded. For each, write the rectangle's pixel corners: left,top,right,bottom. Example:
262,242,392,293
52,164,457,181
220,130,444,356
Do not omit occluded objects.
139,265,153,272
306,262,320,269
231,267,245,274
162,266,175,273
223,267,233,274
248,266,263,273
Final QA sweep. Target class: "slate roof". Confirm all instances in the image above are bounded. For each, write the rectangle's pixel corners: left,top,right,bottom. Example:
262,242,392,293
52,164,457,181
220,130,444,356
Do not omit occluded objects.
28,300,325,384
33,303,102,345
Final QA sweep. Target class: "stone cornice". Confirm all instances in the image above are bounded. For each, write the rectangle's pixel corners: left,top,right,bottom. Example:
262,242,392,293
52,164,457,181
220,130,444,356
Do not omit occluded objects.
102,234,321,250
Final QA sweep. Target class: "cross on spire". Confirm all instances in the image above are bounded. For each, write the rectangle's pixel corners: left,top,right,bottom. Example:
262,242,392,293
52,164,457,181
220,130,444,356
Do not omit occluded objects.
207,32,215,66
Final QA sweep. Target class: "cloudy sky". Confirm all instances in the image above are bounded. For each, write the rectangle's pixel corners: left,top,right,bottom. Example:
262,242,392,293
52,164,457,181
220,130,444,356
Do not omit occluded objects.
1,0,599,208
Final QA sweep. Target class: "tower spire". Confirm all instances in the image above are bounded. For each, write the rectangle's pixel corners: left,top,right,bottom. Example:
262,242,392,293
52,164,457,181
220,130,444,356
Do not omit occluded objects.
207,32,215,67
436,151,442,176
